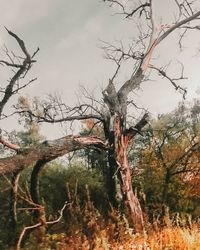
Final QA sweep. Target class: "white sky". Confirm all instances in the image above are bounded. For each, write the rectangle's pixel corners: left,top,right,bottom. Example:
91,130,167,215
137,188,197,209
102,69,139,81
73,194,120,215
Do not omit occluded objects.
0,0,200,138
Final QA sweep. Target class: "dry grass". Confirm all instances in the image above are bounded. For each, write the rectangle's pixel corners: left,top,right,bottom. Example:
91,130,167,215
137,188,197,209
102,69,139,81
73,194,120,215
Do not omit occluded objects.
32,215,200,250
147,226,200,250
23,188,200,250
34,225,200,250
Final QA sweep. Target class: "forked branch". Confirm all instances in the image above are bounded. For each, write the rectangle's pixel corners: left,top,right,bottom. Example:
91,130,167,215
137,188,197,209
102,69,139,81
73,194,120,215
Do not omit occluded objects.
16,202,69,250
0,28,39,117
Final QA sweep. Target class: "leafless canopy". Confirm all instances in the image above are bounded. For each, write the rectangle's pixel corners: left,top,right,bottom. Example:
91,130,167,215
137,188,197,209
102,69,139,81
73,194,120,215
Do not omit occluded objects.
13,0,200,129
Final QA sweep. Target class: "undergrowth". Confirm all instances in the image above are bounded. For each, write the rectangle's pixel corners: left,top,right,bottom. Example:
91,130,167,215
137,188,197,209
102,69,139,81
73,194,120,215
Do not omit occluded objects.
21,186,200,250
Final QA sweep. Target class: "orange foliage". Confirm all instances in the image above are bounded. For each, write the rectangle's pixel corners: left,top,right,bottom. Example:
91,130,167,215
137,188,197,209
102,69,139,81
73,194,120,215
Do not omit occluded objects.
37,224,200,249
85,119,95,130
24,191,200,250
82,118,102,137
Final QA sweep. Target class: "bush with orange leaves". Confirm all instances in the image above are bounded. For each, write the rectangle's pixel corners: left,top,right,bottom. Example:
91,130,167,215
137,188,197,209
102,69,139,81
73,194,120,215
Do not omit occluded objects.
23,185,200,250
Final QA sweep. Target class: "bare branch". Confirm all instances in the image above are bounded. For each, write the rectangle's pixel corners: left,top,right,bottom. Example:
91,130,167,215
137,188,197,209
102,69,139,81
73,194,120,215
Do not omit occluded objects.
16,201,69,250
17,109,103,123
14,93,104,126
150,65,187,99
0,29,38,117
125,2,150,18
0,60,23,68
16,222,41,250
156,10,200,46
103,0,151,19
5,27,31,59
12,78,37,94
46,202,69,225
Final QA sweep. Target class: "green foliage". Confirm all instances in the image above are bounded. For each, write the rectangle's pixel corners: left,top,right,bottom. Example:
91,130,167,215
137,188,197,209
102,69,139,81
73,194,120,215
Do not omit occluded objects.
38,162,107,216
133,102,200,219
1,100,200,249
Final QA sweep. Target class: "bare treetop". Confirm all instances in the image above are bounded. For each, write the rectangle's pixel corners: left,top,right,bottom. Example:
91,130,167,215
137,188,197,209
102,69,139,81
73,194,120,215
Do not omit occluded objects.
102,0,200,103
0,28,39,119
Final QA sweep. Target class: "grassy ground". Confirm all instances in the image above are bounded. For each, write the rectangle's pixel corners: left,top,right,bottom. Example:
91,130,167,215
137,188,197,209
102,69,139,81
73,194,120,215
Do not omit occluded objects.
24,221,200,249
19,195,200,249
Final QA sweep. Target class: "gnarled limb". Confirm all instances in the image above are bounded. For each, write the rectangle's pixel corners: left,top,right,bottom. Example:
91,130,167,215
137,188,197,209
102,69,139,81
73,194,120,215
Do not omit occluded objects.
0,135,107,175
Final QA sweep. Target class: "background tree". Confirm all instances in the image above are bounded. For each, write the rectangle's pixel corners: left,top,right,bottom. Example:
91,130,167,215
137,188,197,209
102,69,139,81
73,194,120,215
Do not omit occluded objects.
134,101,200,222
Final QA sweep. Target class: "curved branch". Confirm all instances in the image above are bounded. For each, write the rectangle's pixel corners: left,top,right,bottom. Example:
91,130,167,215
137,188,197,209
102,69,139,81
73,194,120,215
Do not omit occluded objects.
0,135,108,175
30,160,48,221
30,160,47,205
156,10,200,46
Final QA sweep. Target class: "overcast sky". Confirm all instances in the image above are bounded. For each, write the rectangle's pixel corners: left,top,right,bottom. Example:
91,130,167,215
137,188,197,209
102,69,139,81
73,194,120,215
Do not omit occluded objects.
0,0,200,138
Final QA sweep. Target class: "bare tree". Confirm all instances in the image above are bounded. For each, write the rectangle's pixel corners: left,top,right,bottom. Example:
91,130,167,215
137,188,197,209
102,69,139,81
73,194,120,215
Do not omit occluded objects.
0,0,200,232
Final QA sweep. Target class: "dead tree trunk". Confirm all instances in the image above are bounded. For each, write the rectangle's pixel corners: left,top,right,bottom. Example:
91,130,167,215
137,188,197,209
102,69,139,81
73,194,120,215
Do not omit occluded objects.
100,4,200,230
102,79,148,231
116,121,144,230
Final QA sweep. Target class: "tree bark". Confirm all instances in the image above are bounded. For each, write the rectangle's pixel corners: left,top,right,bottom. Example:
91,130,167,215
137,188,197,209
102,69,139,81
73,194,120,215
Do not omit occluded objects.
0,135,107,175
115,118,144,231
104,113,148,231
102,79,148,230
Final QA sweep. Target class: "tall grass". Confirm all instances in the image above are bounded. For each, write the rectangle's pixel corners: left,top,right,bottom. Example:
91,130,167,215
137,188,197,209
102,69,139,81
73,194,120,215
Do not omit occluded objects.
23,186,200,250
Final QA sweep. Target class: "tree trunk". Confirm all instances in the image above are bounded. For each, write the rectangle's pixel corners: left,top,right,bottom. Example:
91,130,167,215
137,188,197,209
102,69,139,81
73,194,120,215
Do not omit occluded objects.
162,169,171,207
8,172,20,245
161,169,171,226
9,172,20,228
115,118,144,231
30,160,48,222
106,116,144,231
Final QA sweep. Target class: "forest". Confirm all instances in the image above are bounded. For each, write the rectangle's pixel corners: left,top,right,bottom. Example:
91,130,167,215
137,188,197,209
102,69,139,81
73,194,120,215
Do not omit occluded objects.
1,0,200,249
